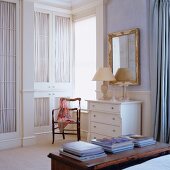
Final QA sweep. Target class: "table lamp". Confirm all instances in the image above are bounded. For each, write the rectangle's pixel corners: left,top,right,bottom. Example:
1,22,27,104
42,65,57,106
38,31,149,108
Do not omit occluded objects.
92,67,116,100
115,68,133,101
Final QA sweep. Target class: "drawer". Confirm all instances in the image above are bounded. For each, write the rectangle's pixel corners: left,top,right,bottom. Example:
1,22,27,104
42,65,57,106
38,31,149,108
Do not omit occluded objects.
90,133,111,140
89,102,120,113
90,122,121,137
90,112,121,126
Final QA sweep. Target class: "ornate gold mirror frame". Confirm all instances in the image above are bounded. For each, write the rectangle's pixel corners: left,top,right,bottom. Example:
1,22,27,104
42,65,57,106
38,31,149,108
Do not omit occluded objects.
108,28,140,85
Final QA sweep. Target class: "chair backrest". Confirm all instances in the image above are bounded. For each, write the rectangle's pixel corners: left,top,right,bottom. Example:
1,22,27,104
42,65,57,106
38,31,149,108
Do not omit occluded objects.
52,97,81,121
62,97,81,110
60,98,81,120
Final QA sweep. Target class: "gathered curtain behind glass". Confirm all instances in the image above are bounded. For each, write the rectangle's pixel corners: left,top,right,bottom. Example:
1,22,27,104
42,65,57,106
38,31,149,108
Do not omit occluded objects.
34,12,49,82
34,13,71,83
34,98,49,127
0,2,16,133
55,16,70,82
150,0,170,143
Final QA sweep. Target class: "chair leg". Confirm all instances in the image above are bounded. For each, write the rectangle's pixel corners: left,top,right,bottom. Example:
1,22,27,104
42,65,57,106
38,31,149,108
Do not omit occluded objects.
79,129,81,141
77,132,79,141
52,122,55,144
62,131,65,139
52,130,55,144
77,123,80,141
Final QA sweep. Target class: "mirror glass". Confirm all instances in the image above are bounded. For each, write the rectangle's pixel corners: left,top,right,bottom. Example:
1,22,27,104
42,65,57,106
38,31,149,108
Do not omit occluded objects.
108,28,140,85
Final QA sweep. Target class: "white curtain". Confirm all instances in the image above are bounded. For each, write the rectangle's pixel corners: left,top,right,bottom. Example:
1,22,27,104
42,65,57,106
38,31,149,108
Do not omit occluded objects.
0,2,16,133
34,98,49,127
34,12,49,82
55,16,70,82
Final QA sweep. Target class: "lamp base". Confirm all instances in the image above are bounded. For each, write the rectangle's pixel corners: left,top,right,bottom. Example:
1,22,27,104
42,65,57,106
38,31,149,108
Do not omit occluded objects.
117,97,130,102
115,82,131,101
100,81,112,100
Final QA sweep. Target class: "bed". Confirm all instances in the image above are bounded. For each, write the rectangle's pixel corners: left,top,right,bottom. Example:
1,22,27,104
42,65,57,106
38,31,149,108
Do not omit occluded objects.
124,154,170,170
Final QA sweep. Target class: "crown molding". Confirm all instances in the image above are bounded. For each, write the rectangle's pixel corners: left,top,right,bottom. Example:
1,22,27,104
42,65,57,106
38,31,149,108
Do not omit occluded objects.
34,3,72,15
72,0,97,14
32,0,72,9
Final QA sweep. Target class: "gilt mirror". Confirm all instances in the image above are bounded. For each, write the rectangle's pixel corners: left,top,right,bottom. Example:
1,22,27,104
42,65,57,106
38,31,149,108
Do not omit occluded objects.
108,28,140,85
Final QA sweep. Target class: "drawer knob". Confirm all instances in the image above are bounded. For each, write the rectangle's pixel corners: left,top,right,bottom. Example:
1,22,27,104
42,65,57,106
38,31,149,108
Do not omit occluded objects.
113,129,116,132
93,125,96,128
112,118,115,120
111,107,114,109
93,115,96,117
92,105,95,107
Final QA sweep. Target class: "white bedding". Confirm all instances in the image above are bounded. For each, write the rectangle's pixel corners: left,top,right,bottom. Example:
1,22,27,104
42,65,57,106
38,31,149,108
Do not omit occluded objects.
124,155,170,170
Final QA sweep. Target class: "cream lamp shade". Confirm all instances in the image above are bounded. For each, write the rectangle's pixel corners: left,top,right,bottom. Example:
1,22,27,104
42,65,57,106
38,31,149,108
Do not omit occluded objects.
92,67,116,81
92,67,115,100
115,68,133,82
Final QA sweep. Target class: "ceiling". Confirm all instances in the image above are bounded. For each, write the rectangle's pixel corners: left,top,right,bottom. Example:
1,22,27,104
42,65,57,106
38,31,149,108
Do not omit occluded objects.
36,0,96,9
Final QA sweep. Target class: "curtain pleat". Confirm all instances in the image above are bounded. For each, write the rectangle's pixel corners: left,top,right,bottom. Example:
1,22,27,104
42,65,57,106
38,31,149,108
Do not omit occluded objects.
55,16,70,82
151,0,170,143
0,1,16,133
34,12,49,82
34,98,49,127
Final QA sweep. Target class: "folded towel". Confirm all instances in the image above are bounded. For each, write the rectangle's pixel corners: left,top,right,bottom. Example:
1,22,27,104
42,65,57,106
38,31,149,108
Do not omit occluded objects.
57,98,74,132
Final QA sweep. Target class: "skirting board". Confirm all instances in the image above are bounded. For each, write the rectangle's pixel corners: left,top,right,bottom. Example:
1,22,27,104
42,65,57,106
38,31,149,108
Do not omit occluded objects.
0,136,36,150
22,136,36,146
35,130,88,144
0,138,21,150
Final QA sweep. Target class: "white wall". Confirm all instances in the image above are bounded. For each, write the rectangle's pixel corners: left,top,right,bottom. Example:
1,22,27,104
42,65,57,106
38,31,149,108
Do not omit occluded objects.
22,0,35,146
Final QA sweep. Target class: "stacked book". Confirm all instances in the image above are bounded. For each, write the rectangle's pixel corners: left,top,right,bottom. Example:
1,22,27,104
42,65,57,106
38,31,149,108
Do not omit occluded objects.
59,141,107,162
91,137,134,153
125,134,156,147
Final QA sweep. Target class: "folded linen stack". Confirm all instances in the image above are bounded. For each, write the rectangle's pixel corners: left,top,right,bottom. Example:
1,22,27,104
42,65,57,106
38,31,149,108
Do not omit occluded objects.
126,135,156,147
91,137,134,153
59,141,107,162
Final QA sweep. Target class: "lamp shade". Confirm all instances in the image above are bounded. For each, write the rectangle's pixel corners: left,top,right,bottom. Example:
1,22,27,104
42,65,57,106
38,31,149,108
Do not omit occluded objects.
92,67,116,81
115,68,133,82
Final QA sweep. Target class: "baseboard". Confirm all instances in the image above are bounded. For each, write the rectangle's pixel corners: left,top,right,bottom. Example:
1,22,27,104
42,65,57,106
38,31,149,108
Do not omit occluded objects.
34,129,88,144
35,132,56,144
22,136,36,146
0,138,21,150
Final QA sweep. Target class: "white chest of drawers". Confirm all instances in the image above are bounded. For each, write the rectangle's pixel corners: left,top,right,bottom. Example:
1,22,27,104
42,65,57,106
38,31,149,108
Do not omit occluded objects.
86,99,142,140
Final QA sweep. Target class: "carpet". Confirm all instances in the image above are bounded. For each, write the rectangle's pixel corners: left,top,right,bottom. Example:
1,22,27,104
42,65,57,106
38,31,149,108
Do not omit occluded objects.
0,139,74,170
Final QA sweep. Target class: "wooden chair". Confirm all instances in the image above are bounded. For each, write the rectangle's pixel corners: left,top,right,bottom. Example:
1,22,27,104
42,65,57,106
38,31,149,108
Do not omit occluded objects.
52,97,81,144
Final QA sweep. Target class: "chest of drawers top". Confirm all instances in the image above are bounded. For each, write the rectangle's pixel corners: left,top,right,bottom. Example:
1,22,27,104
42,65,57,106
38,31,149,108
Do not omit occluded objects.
86,99,142,113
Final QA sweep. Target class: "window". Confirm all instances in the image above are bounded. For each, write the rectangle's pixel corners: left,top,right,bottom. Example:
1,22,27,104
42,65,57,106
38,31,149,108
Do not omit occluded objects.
74,16,96,109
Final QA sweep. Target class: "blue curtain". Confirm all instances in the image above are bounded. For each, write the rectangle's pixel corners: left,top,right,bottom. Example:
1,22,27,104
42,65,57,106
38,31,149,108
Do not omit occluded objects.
150,0,170,143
